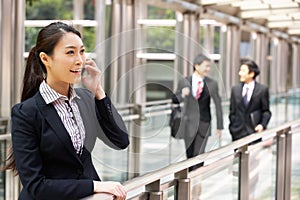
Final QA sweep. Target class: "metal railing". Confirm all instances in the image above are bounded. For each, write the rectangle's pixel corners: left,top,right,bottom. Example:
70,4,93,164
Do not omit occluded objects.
84,119,300,200
1,90,300,199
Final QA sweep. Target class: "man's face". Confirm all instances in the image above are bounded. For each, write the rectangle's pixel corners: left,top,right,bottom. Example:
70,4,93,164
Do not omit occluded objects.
239,64,254,83
195,60,211,77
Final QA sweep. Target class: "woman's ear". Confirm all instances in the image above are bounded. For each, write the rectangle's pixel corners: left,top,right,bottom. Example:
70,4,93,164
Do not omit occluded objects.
39,52,50,67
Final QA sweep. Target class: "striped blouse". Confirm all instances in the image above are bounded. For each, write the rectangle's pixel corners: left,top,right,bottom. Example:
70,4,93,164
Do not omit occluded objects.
39,81,86,155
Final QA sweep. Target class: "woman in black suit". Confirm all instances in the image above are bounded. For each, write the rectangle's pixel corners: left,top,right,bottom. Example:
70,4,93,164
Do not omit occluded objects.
3,22,129,200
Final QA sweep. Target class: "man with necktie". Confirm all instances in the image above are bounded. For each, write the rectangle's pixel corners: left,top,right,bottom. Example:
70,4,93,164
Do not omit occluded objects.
229,59,272,141
172,54,223,171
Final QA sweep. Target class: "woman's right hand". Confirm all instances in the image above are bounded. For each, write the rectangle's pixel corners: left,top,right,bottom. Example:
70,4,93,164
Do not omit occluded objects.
93,181,127,200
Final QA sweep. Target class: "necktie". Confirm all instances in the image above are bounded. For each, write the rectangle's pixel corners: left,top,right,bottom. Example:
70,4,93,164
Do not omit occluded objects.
243,86,249,106
196,80,203,100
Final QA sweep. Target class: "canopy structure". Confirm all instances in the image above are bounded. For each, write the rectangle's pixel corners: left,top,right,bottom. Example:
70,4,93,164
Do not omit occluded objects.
147,0,300,42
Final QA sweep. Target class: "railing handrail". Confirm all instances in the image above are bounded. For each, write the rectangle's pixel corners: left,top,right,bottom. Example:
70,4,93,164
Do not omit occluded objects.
122,118,300,192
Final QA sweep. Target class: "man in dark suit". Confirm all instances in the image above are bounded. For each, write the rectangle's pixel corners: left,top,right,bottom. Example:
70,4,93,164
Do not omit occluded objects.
229,60,271,141
172,54,223,170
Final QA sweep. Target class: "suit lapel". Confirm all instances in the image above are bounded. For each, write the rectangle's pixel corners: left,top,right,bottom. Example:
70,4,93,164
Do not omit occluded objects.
35,92,80,160
237,83,247,110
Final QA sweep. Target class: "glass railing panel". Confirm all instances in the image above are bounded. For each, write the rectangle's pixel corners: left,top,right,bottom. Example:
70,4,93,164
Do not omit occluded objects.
165,185,175,199
91,122,130,182
190,156,239,200
291,126,300,200
248,139,277,200
0,140,5,200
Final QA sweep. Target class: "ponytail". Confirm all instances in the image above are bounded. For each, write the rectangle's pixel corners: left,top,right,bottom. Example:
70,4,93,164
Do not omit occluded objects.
1,47,45,175
1,147,17,175
21,46,44,101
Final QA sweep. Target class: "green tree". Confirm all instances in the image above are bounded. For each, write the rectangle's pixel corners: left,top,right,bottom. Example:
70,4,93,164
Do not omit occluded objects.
26,0,73,20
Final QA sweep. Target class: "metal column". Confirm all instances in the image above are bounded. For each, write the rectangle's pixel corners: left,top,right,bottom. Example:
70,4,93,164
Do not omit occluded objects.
270,39,288,93
225,25,241,96
176,12,200,77
292,44,300,88
251,33,269,85
127,0,147,179
1,1,25,199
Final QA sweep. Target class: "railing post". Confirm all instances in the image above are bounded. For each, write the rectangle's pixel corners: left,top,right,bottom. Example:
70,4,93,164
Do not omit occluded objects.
175,169,190,200
146,180,163,200
276,130,286,200
238,146,249,200
128,104,143,179
284,128,292,200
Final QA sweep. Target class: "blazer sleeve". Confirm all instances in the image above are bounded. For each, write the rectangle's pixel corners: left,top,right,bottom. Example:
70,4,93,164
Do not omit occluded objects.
94,96,130,150
209,80,224,129
11,103,94,200
172,77,190,104
260,86,272,129
229,87,237,129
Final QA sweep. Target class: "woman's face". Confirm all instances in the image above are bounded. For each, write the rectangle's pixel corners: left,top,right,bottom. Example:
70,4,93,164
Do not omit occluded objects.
44,32,85,88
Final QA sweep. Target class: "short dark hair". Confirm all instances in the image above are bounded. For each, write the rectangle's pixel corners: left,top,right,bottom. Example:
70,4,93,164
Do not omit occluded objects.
193,54,210,70
241,59,260,79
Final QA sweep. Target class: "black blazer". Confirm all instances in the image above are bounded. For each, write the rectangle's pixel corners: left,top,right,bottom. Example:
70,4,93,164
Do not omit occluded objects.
229,82,272,141
172,76,223,138
11,88,129,200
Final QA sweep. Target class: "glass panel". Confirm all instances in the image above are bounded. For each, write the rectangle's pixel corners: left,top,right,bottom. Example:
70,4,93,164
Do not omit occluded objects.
165,185,175,199
91,121,131,182
147,6,175,19
25,27,40,52
214,26,220,54
249,140,277,200
291,128,300,200
0,141,5,200
146,27,175,53
240,31,251,57
190,156,239,200
84,0,95,20
146,61,174,101
139,117,177,174
82,27,96,52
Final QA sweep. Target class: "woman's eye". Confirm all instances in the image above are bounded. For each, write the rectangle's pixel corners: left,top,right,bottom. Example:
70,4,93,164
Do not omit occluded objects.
67,51,74,54
80,49,85,54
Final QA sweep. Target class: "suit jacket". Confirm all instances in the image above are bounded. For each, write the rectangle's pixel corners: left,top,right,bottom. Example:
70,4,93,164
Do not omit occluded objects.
11,88,129,200
229,82,272,141
172,76,223,138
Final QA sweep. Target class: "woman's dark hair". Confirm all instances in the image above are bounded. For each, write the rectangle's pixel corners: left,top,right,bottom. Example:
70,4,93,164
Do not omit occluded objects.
2,22,81,174
21,21,81,101
241,59,260,79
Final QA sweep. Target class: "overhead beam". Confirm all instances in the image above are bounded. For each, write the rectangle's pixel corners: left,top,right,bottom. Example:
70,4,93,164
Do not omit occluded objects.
240,8,300,19
197,0,242,6
268,20,300,28
288,29,300,35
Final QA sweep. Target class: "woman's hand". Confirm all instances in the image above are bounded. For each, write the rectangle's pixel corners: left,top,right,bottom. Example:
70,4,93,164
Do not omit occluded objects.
93,181,127,200
81,59,106,100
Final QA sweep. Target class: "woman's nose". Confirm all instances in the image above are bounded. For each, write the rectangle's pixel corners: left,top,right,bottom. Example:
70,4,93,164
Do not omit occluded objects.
75,55,84,65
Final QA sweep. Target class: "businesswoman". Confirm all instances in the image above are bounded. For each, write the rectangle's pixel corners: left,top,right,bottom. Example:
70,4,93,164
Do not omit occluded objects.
3,22,129,200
